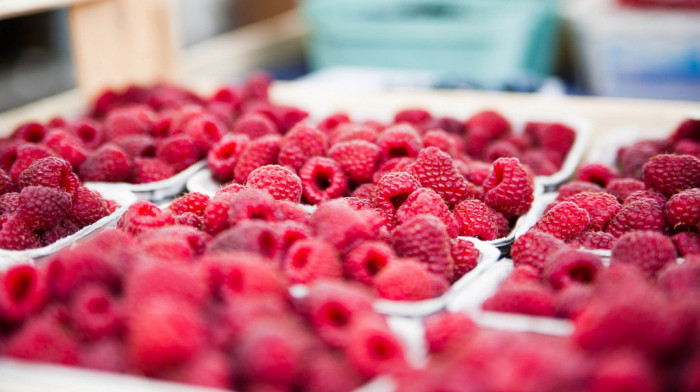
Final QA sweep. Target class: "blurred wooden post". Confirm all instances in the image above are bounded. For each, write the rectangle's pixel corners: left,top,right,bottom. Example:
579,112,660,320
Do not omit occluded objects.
67,0,178,99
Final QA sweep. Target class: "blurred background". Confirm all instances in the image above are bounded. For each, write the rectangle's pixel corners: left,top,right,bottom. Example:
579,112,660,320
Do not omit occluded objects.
0,0,698,112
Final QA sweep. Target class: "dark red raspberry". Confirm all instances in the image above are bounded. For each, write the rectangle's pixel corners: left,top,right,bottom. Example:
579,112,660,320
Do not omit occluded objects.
617,140,662,179
117,200,175,236
372,171,420,216
343,241,395,285
671,118,700,142
453,199,500,240
70,283,123,341
227,188,277,225
69,118,104,149
674,139,700,157
671,232,700,256
5,314,79,365
44,130,88,168
391,214,453,277
665,188,700,230
376,123,423,160
10,144,53,182
299,157,348,204
207,133,250,182
606,178,646,203
246,164,302,203
624,189,666,207
0,264,48,323
657,255,700,293
568,231,616,250
0,169,14,195
184,114,223,154
68,186,109,226
283,238,342,284
277,123,327,171
173,212,203,230
642,154,700,197
114,134,156,158
310,200,377,253
232,111,278,139
410,147,482,207
556,180,604,201
484,140,521,162
483,157,534,217
611,231,677,277
207,220,281,260
79,144,132,182
12,122,47,143
567,192,621,231
233,134,281,184
41,219,80,245
464,110,511,158
534,201,590,241
542,248,603,290
103,106,155,140
482,284,555,317
328,140,380,185
204,192,236,235
18,186,70,230
130,157,175,183
576,163,618,187
374,258,434,301
169,192,209,217
511,230,566,272
397,188,459,237
521,150,559,176
527,122,576,161
606,200,665,237
450,238,480,283
157,134,200,172
18,157,80,196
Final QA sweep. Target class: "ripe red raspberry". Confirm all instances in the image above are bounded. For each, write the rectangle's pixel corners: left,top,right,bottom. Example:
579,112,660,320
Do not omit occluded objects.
69,118,104,149
410,147,482,207
642,154,700,197
0,264,48,323
328,140,380,185
184,114,223,154
671,232,700,256
374,258,434,301
624,189,666,207
483,157,534,217
277,123,327,171
157,134,200,172
118,200,175,236
553,283,594,319
18,157,80,196
168,192,209,217
283,238,343,283
275,220,312,251
542,248,603,290
126,258,206,308
567,192,621,231
246,165,302,203
376,123,423,160
484,139,521,162
207,133,250,182
482,283,556,317
391,214,453,277
233,134,281,184
606,178,647,203
130,157,175,183
68,186,109,226
232,111,278,139
665,188,700,230
17,185,70,230
464,110,511,158
203,192,236,235
345,317,408,377
611,231,677,277
44,130,88,168
527,122,576,161
576,163,618,187
227,188,277,225
458,160,491,186
310,200,377,253
318,112,350,133
79,144,132,182
270,105,309,132
511,230,566,272
397,188,459,237
343,241,395,285
671,118,700,142
422,129,459,156
12,121,47,143
103,106,155,140
394,108,432,126
534,201,590,241
424,312,477,356
372,171,420,216
128,297,204,376
299,157,348,204
164,350,231,389
521,150,559,176
5,314,79,365
114,134,156,158
10,144,54,182
141,225,209,261
41,219,80,245
70,283,123,341
274,200,310,224
556,180,604,201
236,322,305,386
617,140,662,179
606,200,665,237
208,220,281,260
329,122,378,145
568,231,617,250
450,238,480,282
200,252,287,299
657,255,700,293
453,199,500,240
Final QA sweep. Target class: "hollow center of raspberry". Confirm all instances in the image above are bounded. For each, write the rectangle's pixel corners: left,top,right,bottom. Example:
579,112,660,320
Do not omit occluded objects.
568,264,594,283
313,171,332,191
203,122,220,140
323,304,350,327
387,145,409,158
77,126,96,143
227,270,244,292
367,335,395,359
390,192,411,211
259,232,277,258
87,296,110,314
7,269,33,303
24,126,45,143
218,143,238,160
291,248,311,269
365,254,387,276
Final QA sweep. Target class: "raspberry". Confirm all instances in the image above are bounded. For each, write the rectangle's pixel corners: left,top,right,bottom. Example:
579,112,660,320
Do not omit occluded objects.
5,314,79,365
410,147,482,207
304,352,364,392
318,113,350,133
41,219,80,244
237,323,304,385
671,232,700,256
453,199,500,240
483,157,534,217
227,188,277,225
397,188,459,237
103,106,155,140
79,144,132,182
130,157,175,183
69,118,104,149
232,111,278,139
78,338,128,373
568,231,616,250
374,258,434,301
203,192,236,235
503,264,541,286
200,252,287,299
174,212,203,230
450,238,480,282
556,180,604,201
310,200,377,253
611,231,677,277
70,283,122,341
207,134,250,181
576,163,618,187
674,139,700,157
114,134,156,158
372,157,415,184
184,115,223,154
0,264,48,323
274,200,310,224
553,283,593,318
128,297,204,376
589,350,662,392
372,171,420,216
208,220,281,260
271,105,309,132
482,284,555,317
233,134,281,184
511,230,566,272
657,256,700,293
459,160,492,186
18,156,80,196
44,130,88,168
168,192,210,217
423,129,459,156
277,123,327,171
464,110,511,158
534,201,590,241
299,157,348,204
394,108,432,127
671,118,700,142
283,238,342,284
46,246,125,301
617,140,662,179
242,71,272,101
343,241,395,285
351,183,375,200
117,200,175,236
624,190,666,207
606,200,665,237
642,154,700,197
527,122,576,161
141,225,209,261
435,116,463,134
328,140,380,185
126,260,206,309
567,192,621,231
247,165,302,203
520,150,559,176
275,220,313,251
330,122,378,145
219,182,247,195
12,121,47,143
345,317,407,377
0,169,14,195
424,312,477,355
10,144,53,182
665,188,700,230
165,350,231,389
376,123,423,160
391,215,453,277
157,135,200,172
17,185,70,230
542,248,603,290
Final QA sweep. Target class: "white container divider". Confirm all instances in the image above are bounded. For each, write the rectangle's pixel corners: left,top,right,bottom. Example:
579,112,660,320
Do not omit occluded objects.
0,190,138,270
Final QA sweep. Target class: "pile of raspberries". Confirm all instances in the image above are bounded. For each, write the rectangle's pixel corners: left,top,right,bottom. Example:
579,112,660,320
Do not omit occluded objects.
0,157,117,250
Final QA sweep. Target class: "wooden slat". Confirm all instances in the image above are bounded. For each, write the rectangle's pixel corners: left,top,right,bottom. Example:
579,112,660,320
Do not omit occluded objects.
0,0,100,21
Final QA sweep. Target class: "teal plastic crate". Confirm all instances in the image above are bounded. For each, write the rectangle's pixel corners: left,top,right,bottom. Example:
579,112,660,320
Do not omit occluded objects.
301,0,559,85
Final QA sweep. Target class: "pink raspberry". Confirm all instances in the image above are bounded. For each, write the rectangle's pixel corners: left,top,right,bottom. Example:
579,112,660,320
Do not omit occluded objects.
203,192,236,235
328,140,381,185
5,314,79,365
372,171,420,217
483,157,534,217
329,122,378,145
371,156,415,184
233,134,281,184
642,154,700,197
611,230,677,277
12,121,47,143
18,185,71,230
617,140,663,179
482,284,555,317
671,232,700,256
310,200,378,253
117,200,175,236
542,248,603,290
391,214,453,277
410,147,482,207
79,144,132,182
283,238,342,284
277,123,327,171
236,323,305,386
567,192,622,231
69,186,110,226
304,352,364,392
376,123,423,160
200,252,286,299
556,180,604,201
271,105,309,132
450,238,480,283
394,108,433,127
589,350,662,392
130,157,175,183
207,134,250,182
0,264,47,323
247,165,302,203
374,258,434,301
343,241,395,285
576,163,618,187
299,157,348,204
274,200,310,224
10,144,54,182
351,183,375,200
606,200,665,237
422,129,459,156
665,188,700,231
275,220,313,252
114,134,156,157
69,118,104,149
184,115,223,154
345,317,408,377
126,259,206,308
103,106,155,140
157,135,201,172
232,111,278,139
18,157,80,196
511,230,566,272
44,130,88,168
169,192,210,217
464,110,511,158
396,188,459,237
140,225,209,260
208,220,281,260
227,188,277,225
424,312,477,355
553,283,593,319
453,199,500,240
568,231,616,250
534,201,590,241
70,283,123,341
